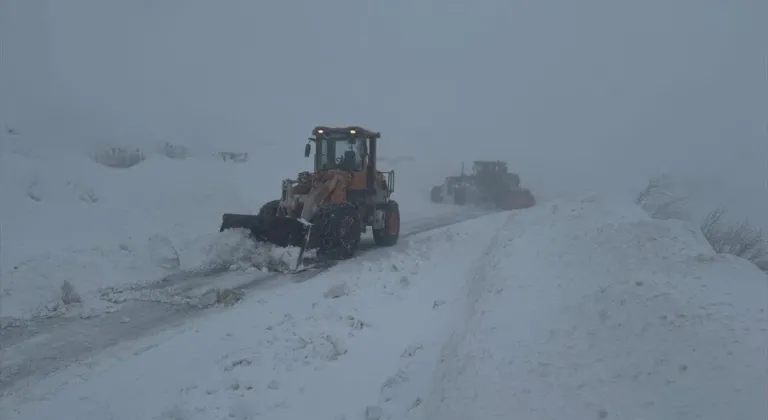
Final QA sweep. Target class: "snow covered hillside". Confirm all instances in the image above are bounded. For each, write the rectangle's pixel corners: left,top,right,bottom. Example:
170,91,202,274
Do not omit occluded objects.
3,195,765,420
426,197,767,420
0,140,465,323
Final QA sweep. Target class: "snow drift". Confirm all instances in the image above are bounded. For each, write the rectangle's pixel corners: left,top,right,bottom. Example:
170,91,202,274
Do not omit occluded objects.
424,196,768,420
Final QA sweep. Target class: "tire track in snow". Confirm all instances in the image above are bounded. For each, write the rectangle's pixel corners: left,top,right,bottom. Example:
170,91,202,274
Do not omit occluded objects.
362,212,518,420
420,212,518,420
0,210,497,394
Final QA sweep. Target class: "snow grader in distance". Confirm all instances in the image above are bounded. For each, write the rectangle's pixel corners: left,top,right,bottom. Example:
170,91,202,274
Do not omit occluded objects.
220,126,400,272
430,163,471,205
430,160,535,210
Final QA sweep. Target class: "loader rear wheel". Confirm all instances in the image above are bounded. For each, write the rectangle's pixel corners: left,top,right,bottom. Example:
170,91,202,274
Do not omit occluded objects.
312,202,362,260
430,186,443,203
373,200,400,247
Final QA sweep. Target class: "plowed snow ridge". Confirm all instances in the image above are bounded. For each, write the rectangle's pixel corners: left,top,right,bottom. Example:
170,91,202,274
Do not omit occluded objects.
3,196,765,420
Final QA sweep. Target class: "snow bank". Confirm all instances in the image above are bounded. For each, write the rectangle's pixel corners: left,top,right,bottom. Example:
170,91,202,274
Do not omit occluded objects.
4,213,512,420
425,196,768,420
0,142,274,321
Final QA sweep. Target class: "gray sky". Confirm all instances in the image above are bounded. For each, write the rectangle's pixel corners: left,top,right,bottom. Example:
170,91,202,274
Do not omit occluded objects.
2,0,766,222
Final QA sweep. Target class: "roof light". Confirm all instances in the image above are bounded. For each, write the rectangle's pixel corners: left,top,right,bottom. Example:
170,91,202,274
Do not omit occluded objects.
317,129,324,134
349,129,357,134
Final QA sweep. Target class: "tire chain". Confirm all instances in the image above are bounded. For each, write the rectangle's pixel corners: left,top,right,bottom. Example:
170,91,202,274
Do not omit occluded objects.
316,205,357,258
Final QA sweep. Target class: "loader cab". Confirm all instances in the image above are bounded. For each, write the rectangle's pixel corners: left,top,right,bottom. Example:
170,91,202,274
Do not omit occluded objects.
305,126,385,190
307,126,379,173
473,160,508,176
313,135,365,172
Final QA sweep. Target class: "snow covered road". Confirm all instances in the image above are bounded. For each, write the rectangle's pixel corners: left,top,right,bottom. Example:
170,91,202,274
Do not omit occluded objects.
2,196,766,420
0,207,493,396
2,211,513,420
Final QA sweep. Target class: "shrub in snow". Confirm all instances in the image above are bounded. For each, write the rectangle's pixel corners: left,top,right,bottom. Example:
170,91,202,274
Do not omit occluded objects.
26,176,43,202
215,151,249,163
91,147,146,168
635,175,688,220
399,275,410,287
5,125,20,135
700,208,768,272
636,177,768,273
156,141,190,160
60,280,82,305
78,188,99,203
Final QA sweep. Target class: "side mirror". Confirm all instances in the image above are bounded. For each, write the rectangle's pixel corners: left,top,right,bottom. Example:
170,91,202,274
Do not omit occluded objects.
304,143,311,157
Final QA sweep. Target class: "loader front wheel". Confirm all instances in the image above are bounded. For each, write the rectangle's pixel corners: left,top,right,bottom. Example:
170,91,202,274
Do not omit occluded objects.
258,199,281,218
453,187,467,205
313,202,362,260
373,200,400,247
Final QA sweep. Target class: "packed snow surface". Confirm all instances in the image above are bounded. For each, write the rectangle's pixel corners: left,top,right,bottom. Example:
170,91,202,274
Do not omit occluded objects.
3,195,765,420
3,212,512,420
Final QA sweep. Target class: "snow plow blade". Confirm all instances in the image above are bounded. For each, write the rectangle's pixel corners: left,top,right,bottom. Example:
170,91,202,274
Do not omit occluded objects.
499,188,536,210
220,213,309,248
220,214,314,272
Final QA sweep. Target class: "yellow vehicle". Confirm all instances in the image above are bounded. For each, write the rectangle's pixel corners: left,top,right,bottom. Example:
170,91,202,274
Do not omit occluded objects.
220,126,399,271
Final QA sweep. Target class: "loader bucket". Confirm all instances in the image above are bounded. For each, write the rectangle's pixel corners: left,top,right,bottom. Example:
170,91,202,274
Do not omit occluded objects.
220,213,310,249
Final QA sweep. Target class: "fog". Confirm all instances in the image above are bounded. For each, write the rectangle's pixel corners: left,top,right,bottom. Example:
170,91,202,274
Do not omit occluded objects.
2,0,766,223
